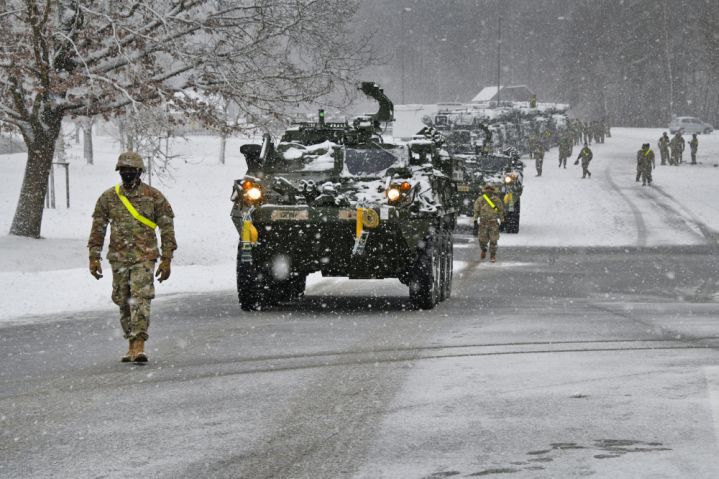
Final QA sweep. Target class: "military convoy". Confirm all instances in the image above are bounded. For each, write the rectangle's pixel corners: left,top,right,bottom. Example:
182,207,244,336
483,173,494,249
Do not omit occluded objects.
230,82,569,309
230,83,457,310
430,112,528,233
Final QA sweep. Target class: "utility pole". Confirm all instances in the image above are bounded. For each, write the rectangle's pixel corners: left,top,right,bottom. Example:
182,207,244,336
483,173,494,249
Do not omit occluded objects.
497,17,502,106
400,7,412,104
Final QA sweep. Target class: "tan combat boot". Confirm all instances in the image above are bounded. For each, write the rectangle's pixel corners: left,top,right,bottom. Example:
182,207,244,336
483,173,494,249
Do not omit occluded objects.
133,339,148,363
490,253,496,263
480,251,487,260
121,340,134,362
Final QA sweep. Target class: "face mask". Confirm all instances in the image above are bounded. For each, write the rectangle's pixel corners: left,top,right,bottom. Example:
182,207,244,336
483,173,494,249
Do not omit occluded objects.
119,169,141,188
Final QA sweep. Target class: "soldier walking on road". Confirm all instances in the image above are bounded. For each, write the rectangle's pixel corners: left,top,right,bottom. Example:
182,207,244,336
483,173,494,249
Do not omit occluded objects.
636,143,655,186
558,134,571,168
473,184,505,263
88,152,177,363
689,134,698,164
534,142,544,176
658,132,670,165
574,143,593,178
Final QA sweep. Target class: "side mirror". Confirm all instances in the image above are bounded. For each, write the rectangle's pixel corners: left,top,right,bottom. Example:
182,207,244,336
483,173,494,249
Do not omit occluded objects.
240,144,263,172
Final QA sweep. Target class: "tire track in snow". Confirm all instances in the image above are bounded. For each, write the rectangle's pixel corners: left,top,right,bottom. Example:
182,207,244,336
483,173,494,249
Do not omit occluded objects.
604,167,648,247
704,367,719,457
635,186,706,243
649,184,719,246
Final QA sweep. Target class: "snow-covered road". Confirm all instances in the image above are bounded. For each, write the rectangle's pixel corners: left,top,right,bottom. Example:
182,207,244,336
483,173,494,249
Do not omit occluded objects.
2,246,719,478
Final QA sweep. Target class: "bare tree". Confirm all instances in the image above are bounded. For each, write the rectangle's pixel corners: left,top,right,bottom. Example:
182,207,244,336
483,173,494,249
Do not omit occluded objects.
78,116,94,164
1,0,372,237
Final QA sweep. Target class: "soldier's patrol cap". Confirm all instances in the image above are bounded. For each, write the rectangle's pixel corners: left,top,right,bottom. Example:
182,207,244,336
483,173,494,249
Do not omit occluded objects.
483,184,495,192
115,151,145,171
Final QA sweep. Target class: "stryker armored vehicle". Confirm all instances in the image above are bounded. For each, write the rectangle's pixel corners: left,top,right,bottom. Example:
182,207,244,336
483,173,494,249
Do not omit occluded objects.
230,82,457,311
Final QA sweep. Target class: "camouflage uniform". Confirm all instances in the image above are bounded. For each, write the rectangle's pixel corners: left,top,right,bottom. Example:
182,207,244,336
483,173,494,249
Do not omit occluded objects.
88,182,177,341
527,134,537,159
669,133,685,165
534,143,544,176
658,133,670,165
558,135,571,168
473,188,506,259
689,135,698,164
575,146,593,178
636,146,655,186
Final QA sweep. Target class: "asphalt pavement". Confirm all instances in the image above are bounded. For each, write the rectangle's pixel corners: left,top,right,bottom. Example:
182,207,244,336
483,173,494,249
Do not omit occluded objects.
2,241,719,478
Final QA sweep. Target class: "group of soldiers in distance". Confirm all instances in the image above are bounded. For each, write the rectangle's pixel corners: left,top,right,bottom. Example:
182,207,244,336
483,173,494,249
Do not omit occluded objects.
636,129,699,186
528,118,608,179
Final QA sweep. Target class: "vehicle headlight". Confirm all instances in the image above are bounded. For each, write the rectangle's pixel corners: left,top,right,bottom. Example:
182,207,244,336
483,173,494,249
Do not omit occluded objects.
386,181,413,205
386,187,401,202
237,179,264,205
504,175,513,184
245,186,262,201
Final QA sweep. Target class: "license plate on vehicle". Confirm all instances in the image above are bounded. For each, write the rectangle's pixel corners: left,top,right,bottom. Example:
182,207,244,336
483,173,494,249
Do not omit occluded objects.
270,209,309,220
457,184,470,192
338,210,358,220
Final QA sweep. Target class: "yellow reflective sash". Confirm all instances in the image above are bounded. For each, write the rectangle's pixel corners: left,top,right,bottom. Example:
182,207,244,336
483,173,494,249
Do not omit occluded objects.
483,194,496,209
115,184,157,229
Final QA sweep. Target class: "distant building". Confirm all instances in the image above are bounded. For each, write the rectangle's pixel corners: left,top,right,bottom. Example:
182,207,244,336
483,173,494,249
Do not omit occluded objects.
471,85,535,104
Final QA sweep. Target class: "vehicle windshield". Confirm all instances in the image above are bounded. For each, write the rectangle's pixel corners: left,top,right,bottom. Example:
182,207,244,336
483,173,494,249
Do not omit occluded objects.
474,156,510,172
344,146,406,176
274,141,339,173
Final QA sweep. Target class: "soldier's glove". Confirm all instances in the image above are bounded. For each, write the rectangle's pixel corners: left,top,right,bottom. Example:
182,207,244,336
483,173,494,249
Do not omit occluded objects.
89,258,103,280
155,258,171,283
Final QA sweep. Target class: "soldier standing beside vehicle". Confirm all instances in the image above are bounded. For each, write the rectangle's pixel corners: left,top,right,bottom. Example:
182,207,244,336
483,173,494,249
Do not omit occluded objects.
88,152,177,363
473,184,505,263
636,143,655,186
658,132,670,165
670,131,685,165
689,134,698,164
574,143,593,178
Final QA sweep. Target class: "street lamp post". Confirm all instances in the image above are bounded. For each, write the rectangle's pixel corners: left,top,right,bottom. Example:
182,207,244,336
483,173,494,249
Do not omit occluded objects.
496,16,501,106
400,7,412,104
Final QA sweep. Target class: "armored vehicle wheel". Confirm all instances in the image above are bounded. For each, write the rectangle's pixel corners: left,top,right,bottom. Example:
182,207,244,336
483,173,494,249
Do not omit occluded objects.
236,244,269,311
443,231,453,300
274,274,307,303
438,230,453,302
409,233,442,309
505,199,521,234
237,263,265,311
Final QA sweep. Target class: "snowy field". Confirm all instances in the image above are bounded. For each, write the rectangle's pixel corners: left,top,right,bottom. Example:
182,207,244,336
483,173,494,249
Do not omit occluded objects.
1,127,718,322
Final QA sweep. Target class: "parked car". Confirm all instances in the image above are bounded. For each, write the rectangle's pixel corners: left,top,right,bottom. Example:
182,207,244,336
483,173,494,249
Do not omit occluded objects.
668,116,713,135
